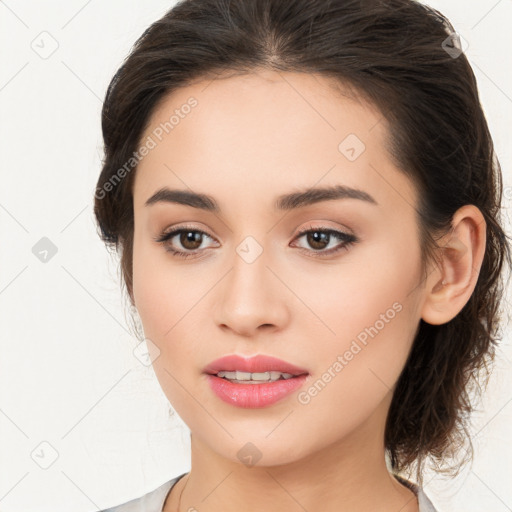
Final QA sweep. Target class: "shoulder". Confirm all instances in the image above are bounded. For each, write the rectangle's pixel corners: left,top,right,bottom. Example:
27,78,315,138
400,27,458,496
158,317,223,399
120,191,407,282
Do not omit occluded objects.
393,473,439,512
100,472,188,512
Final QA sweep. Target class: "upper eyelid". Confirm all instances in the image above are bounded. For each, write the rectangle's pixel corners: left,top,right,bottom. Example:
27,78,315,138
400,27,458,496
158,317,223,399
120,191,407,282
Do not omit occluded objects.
162,223,350,235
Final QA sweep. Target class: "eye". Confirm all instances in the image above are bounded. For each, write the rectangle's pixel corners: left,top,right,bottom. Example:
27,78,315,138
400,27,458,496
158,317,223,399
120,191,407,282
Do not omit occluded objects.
291,224,358,258
153,224,219,259
153,223,359,259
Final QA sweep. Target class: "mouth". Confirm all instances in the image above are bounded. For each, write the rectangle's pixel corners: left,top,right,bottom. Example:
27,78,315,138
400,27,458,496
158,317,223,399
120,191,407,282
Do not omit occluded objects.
213,370,301,384
203,354,310,408
203,354,309,384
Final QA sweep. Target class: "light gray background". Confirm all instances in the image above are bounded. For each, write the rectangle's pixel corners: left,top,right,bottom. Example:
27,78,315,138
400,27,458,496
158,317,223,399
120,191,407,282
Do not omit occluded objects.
0,1,511,511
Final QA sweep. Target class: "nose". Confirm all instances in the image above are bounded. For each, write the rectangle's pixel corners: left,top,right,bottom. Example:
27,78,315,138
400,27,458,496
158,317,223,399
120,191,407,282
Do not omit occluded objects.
214,242,290,337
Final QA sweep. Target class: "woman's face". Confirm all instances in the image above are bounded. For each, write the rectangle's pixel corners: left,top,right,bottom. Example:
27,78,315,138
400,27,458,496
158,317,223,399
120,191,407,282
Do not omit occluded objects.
131,69,428,466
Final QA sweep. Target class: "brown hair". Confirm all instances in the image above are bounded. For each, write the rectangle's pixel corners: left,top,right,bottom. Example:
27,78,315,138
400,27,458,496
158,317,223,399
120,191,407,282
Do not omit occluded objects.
93,0,511,485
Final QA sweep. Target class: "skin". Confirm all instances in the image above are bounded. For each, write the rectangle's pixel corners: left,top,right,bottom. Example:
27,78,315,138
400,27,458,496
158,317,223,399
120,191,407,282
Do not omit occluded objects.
130,69,486,512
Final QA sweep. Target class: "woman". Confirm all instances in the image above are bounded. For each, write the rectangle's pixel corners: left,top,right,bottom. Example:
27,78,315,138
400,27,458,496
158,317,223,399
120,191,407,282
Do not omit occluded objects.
94,0,511,510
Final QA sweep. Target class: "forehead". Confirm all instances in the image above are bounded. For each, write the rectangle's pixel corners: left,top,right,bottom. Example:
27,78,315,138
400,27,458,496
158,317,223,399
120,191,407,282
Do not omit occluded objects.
140,69,384,147
133,69,416,214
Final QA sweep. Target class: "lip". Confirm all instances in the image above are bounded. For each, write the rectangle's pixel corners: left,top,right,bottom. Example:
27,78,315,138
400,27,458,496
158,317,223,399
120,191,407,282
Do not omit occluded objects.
203,354,309,376
206,373,309,408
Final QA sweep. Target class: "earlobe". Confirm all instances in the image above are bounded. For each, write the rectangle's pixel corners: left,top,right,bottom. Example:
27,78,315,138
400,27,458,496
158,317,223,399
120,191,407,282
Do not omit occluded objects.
420,205,487,326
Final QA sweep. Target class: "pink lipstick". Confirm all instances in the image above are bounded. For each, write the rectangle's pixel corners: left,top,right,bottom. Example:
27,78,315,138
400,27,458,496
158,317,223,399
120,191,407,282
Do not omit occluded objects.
203,354,310,408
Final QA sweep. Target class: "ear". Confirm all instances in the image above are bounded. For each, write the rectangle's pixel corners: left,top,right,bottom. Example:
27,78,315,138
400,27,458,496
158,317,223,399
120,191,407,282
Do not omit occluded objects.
421,204,487,326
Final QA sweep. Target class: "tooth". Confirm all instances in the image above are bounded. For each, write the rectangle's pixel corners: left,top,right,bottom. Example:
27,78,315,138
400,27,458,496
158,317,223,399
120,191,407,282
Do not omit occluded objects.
251,372,270,380
216,370,297,382
218,371,237,379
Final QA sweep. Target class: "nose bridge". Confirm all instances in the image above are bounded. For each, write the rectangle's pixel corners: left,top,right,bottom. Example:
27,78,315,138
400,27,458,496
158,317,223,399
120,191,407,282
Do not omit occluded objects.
228,234,274,306
214,233,289,334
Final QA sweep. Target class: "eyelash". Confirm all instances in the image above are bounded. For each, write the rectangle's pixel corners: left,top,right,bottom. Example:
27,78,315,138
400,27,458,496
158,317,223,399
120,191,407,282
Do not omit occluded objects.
153,223,359,260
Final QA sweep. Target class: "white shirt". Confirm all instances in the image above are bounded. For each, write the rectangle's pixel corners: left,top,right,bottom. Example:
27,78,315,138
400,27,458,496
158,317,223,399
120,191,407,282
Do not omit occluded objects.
101,472,438,512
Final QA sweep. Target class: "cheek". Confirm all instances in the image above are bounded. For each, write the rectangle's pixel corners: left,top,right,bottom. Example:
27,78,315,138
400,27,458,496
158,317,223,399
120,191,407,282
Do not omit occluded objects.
132,239,217,392
303,238,422,388
132,242,170,337
132,242,203,406
132,236,202,338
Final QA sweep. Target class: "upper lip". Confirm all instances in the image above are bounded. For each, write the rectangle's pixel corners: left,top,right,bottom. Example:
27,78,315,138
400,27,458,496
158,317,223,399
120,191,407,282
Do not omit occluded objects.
203,354,309,376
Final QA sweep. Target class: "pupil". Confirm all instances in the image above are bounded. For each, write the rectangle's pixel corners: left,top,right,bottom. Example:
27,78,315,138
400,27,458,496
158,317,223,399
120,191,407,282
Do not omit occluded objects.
309,231,328,249
181,231,202,249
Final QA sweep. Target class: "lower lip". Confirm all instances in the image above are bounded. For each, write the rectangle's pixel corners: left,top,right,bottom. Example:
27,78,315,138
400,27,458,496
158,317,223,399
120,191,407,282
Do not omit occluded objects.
205,374,309,408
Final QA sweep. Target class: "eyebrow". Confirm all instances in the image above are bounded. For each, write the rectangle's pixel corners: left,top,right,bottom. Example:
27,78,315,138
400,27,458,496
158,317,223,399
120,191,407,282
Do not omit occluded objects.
144,184,378,211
